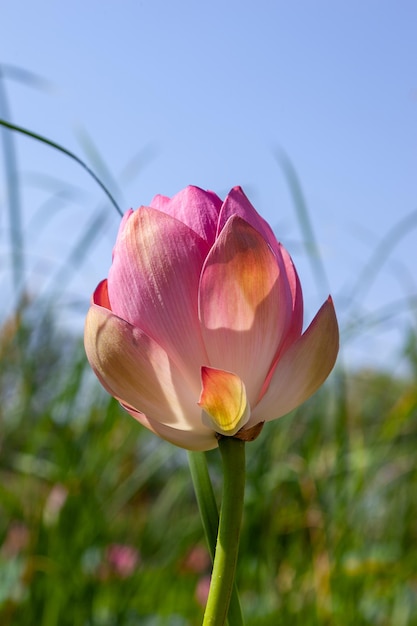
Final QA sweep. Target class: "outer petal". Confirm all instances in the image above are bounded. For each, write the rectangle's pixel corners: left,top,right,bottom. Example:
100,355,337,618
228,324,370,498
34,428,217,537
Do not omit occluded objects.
121,404,218,451
108,206,209,380
150,186,222,245
199,216,292,403
84,304,204,432
198,367,250,436
112,209,134,260
249,297,339,424
217,186,282,258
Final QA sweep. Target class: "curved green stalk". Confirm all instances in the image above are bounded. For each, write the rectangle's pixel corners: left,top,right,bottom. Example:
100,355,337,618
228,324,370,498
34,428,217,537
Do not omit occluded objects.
201,437,246,626
187,449,244,626
0,118,123,217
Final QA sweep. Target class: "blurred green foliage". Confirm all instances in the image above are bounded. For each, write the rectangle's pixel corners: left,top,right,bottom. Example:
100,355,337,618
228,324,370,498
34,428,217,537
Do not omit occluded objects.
0,301,416,625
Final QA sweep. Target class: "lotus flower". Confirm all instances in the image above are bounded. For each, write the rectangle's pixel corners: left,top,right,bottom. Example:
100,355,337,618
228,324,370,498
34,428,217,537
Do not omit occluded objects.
84,186,338,451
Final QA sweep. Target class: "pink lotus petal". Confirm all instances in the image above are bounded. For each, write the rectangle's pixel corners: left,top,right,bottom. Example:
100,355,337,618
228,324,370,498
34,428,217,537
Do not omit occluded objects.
199,367,250,436
250,297,339,424
199,216,292,403
122,404,218,451
84,304,203,431
218,186,282,258
257,245,304,400
150,186,222,245
279,244,303,338
93,279,111,309
112,209,134,260
108,206,209,380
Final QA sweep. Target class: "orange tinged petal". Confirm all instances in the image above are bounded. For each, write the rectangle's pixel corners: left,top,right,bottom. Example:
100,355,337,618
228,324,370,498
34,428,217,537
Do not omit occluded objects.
199,216,292,403
198,367,250,436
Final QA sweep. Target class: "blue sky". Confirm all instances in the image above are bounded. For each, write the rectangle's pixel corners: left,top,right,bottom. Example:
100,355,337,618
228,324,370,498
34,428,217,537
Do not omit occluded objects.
1,0,416,372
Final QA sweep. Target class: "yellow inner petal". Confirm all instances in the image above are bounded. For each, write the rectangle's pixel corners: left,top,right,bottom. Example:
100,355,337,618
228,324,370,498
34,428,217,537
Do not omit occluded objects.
199,368,250,435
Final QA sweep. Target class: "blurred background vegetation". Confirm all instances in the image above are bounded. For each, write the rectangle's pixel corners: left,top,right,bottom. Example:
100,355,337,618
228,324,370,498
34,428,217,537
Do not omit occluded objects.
1,72,417,626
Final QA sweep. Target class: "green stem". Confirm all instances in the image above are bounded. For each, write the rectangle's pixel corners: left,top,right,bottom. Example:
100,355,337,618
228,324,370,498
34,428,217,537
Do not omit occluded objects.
188,452,244,626
187,451,220,562
201,437,246,626
188,450,245,626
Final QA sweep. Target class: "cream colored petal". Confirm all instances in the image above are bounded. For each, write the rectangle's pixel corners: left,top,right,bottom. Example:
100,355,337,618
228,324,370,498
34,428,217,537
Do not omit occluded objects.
84,304,203,431
121,403,218,451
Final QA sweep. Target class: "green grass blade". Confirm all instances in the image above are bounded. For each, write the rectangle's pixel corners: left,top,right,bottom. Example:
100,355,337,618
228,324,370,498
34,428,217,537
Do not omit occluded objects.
0,118,123,217
0,69,25,304
276,149,331,295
